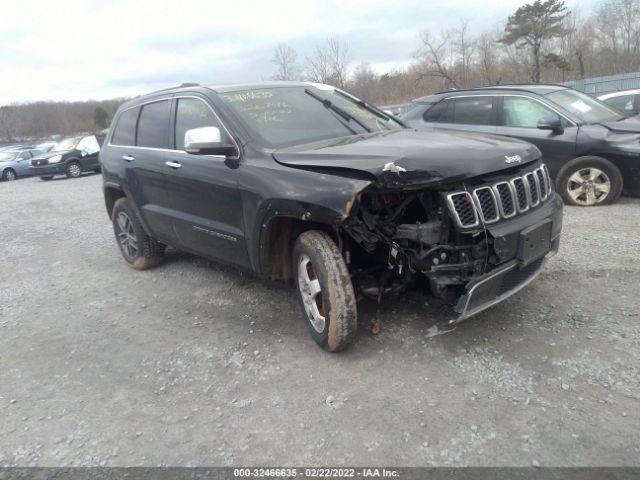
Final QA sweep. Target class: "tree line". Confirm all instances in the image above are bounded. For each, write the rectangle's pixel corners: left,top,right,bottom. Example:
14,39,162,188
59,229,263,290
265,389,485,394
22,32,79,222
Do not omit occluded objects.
272,0,640,105
0,100,124,142
2,0,638,141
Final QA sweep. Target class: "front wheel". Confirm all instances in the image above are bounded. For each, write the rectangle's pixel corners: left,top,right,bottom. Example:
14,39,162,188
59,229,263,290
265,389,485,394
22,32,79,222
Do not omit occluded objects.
112,197,165,270
66,161,82,178
292,230,357,352
2,169,16,181
557,156,623,206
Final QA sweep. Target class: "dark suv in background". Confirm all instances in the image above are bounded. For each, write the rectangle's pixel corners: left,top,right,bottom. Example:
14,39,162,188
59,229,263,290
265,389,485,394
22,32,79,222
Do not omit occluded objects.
101,81,562,352
29,134,105,180
402,85,640,206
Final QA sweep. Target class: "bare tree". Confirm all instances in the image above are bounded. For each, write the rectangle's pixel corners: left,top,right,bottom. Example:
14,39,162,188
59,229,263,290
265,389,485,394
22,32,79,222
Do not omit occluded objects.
271,43,300,81
416,30,461,89
594,0,640,73
306,38,350,87
452,21,476,88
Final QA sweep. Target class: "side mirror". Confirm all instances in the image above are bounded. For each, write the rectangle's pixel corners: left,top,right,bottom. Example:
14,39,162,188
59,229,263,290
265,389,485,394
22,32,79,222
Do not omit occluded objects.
184,127,236,156
537,116,564,134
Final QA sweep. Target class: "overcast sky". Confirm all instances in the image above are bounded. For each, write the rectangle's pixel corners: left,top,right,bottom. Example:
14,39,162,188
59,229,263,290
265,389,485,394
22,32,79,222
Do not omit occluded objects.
0,0,599,105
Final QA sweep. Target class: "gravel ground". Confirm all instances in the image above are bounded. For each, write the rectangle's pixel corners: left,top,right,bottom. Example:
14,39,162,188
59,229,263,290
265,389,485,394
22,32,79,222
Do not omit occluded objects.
0,173,639,467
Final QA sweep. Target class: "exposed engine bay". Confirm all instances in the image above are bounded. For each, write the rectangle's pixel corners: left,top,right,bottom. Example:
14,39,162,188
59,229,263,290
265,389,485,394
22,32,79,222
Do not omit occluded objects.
342,187,494,305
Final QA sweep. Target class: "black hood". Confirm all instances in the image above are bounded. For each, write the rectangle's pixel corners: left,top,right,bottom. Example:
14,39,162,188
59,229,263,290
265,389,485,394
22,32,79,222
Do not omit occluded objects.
273,128,541,188
32,150,72,160
599,115,640,133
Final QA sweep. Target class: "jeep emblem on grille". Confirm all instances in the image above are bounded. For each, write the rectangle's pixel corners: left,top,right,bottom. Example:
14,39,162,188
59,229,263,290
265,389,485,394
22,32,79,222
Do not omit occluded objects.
505,154,522,164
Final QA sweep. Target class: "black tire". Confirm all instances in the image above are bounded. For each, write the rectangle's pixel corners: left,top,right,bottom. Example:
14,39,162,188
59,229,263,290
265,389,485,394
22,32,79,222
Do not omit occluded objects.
40,176,54,181
292,230,357,352
112,197,165,270
556,156,623,206
65,161,82,178
2,168,16,181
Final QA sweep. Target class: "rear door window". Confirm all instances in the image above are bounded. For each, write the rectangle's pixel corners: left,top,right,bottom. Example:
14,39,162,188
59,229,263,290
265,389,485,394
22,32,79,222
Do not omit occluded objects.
423,100,450,122
111,107,139,146
136,100,170,149
450,97,494,125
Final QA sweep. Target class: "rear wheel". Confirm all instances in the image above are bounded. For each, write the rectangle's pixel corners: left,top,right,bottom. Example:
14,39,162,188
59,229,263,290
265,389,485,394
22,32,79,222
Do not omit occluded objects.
557,156,623,206
66,161,82,178
40,176,54,181
112,197,165,270
292,230,357,352
2,169,16,181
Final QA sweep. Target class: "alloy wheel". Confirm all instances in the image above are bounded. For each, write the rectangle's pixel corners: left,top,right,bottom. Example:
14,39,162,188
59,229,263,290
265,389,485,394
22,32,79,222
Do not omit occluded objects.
68,163,81,178
116,212,138,260
566,167,611,206
4,170,16,181
297,254,326,333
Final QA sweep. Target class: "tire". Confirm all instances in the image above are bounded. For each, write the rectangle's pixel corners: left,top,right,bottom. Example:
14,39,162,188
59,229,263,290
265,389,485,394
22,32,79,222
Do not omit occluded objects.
65,161,82,178
112,197,165,270
556,156,623,206
292,230,357,352
2,168,16,181
93,167,102,173
40,176,54,181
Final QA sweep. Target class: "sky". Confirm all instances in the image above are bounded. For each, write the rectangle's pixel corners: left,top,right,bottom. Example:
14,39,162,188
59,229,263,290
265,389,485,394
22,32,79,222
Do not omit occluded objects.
0,0,599,105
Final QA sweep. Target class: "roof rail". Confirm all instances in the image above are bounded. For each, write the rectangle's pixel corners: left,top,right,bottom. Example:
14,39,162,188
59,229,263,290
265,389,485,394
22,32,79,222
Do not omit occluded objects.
144,82,201,96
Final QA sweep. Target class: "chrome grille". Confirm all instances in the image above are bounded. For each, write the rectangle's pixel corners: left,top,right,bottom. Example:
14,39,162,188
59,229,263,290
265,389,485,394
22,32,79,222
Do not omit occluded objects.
448,192,479,228
525,172,539,206
446,165,553,229
493,182,516,218
473,187,499,223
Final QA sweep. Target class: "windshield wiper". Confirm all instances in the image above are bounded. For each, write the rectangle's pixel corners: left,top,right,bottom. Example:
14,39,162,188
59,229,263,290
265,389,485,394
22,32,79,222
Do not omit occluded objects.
304,89,372,133
334,90,406,128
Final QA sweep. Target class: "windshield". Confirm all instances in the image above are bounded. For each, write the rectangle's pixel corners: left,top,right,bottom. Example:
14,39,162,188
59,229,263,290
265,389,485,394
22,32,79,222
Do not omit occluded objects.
546,89,623,124
52,137,81,152
0,151,18,162
219,86,403,148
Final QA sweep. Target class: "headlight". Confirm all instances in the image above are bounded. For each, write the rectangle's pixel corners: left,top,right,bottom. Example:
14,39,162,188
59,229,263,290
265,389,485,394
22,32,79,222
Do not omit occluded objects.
48,155,62,164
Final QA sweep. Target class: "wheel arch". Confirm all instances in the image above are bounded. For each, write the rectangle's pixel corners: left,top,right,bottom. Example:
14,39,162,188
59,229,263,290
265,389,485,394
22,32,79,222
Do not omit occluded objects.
259,214,341,282
104,182,127,219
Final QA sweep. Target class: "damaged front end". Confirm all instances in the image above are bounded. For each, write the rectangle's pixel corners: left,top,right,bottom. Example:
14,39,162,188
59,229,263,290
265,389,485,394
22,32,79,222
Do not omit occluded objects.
340,161,563,327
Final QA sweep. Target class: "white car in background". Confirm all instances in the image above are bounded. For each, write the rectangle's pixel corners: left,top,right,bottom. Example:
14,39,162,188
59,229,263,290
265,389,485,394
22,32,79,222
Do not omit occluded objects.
598,89,640,116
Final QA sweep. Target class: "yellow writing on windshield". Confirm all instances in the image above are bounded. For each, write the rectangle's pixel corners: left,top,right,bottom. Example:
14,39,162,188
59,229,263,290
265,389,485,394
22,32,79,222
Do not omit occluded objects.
237,101,293,124
221,90,273,103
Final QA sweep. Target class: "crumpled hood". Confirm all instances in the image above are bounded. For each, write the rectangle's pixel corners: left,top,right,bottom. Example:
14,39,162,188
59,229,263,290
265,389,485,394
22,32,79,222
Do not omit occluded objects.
599,115,640,133
273,128,541,188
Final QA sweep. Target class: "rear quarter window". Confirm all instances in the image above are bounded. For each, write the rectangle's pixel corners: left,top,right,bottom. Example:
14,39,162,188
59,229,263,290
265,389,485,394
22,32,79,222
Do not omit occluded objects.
111,107,139,146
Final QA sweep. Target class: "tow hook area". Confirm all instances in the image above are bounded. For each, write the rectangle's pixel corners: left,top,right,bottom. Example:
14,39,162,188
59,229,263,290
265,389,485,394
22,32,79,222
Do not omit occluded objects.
425,319,458,338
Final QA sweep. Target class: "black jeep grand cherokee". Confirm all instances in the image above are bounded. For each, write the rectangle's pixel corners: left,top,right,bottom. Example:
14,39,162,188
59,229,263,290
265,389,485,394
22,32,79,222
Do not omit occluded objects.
102,81,562,352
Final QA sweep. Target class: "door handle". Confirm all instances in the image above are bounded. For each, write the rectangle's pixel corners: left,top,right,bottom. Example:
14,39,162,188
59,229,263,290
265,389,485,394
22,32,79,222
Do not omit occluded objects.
165,161,182,169
121,155,135,162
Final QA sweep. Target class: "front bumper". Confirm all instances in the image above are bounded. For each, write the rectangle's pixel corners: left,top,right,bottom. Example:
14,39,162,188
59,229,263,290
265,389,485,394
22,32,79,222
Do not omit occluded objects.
453,192,563,321
29,164,65,176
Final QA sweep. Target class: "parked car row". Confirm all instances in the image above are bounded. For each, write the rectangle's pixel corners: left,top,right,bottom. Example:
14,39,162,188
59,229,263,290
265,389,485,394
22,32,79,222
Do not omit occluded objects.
0,134,104,182
400,84,640,206
598,89,640,116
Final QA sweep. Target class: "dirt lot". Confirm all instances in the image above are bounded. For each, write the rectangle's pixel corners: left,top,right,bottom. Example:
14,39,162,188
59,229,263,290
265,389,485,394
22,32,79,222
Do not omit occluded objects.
1,173,639,467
